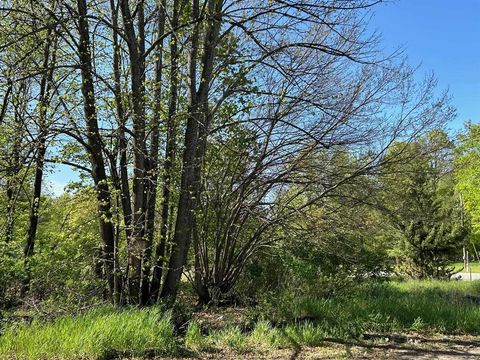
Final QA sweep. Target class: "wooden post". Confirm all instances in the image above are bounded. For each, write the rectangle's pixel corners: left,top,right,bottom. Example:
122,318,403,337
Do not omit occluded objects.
466,250,470,273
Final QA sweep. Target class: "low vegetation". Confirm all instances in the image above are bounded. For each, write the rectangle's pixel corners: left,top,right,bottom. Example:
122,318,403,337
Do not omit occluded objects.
2,280,480,359
451,262,480,273
0,308,175,359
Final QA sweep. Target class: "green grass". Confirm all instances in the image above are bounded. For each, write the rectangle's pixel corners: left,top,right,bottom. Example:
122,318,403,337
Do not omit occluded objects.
0,306,176,359
2,280,480,359
184,320,334,353
451,261,480,273
186,280,480,354
264,279,480,336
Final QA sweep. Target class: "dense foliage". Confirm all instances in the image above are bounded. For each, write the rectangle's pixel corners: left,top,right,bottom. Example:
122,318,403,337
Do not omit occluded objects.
0,0,477,347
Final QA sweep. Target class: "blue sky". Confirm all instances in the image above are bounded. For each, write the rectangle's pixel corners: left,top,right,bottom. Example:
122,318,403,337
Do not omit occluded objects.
45,0,480,195
371,0,480,130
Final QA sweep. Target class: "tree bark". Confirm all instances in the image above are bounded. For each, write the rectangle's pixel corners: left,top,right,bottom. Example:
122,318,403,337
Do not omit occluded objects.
23,31,57,292
108,0,132,304
4,81,26,244
109,0,132,244
141,0,167,305
119,0,148,303
161,0,222,302
77,0,117,300
149,0,181,304
191,4,222,302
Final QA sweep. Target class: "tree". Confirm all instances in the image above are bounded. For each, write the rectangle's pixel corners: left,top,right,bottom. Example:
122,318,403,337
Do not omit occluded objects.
0,0,458,306
379,132,468,279
24,20,59,292
455,123,480,253
76,0,118,300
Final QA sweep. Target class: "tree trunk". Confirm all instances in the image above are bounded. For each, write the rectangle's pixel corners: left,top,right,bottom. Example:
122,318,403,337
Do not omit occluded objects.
109,0,132,243
160,0,200,301
119,0,148,303
4,81,26,244
77,0,117,300
141,0,167,305
108,0,131,304
161,0,222,302
23,32,57,292
149,0,179,304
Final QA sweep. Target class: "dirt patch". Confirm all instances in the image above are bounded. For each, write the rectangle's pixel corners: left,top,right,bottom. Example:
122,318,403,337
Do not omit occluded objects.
158,334,480,359
191,306,250,331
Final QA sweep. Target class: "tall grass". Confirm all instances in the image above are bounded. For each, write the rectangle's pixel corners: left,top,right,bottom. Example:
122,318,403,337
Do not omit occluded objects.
0,307,176,359
2,280,479,359
184,280,480,353
263,279,480,336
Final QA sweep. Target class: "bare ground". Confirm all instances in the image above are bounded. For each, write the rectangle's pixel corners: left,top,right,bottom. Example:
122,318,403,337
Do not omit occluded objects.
159,334,480,359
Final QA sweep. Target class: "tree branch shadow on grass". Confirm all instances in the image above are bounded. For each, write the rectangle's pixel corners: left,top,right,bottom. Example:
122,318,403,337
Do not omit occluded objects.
274,328,301,360
364,333,480,347
319,335,480,359
98,346,197,360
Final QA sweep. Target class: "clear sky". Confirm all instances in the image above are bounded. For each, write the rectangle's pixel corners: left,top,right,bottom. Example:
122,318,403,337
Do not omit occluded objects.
371,0,480,130
45,0,480,196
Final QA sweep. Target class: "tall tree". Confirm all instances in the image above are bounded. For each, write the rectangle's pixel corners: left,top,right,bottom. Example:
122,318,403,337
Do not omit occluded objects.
379,132,467,279
161,0,223,301
24,26,58,291
149,0,179,304
76,0,118,300
456,123,480,244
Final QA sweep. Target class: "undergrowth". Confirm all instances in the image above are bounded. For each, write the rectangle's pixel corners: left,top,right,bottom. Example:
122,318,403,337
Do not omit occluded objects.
0,307,175,359
1,280,480,359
